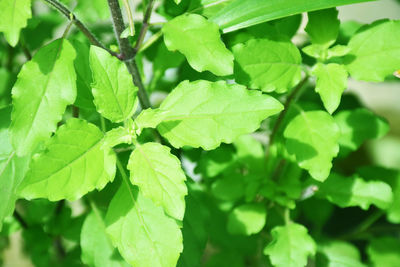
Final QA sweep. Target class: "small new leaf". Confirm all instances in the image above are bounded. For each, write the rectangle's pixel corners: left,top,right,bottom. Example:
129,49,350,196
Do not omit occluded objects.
264,223,316,267
312,63,348,114
90,46,138,122
162,14,234,76
128,142,187,220
18,119,116,201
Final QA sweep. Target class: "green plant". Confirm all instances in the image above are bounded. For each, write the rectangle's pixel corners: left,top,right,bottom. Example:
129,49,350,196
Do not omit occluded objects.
1,0,400,266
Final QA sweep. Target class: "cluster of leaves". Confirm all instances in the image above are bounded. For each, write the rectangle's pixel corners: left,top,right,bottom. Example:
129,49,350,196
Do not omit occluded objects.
0,0,400,266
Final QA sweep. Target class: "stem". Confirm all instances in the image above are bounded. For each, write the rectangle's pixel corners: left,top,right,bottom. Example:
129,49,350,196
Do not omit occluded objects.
121,0,135,37
268,76,309,147
339,210,384,240
125,59,151,108
13,210,28,229
133,0,156,55
107,0,134,59
42,0,118,57
116,156,131,189
107,0,152,109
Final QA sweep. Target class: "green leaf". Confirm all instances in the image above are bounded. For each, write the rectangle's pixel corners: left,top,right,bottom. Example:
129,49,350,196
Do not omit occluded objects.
70,39,95,110
177,184,209,267
174,0,182,4
10,38,77,156
135,108,169,133
155,80,283,150
81,210,129,267
0,0,32,46
284,111,340,181
305,8,339,47
211,172,244,201
162,14,234,76
233,39,302,93
264,223,316,267
367,237,400,267
210,0,374,33
316,240,366,267
317,173,393,210
345,20,400,82
334,108,389,154
190,0,234,18
89,46,138,123
312,63,348,114
0,108,30,230
105,184,183,267
18,118,116,201
227,203,266,235
327,45,351,58
102,126,136,149
357,166,400,223
128,142,187,220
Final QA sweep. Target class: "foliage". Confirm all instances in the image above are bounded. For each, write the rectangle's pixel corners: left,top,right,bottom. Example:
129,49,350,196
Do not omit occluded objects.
0,0,399,266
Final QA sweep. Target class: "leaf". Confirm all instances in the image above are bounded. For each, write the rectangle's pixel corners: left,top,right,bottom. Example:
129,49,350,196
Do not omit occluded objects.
211,172,244,201
89,46,138,123
190,0,234,18
128,142,187,220
0,0,32,46
0,108,30,230
305,8,340,47
264,223,316,267
317,173,393,210
357,166,400,224
135,108,169,133
312,63,348,114
174,0,182,4
233,39,302,93
334,108,389,154
177,184,209,267
162,14,234,76
316,240,366,267
10,38,77,156
18,118,116,201
155,80,283,150
227,203,266,235
367,237,400,267
210,0,374,33
81,210,129,267
345,20,400,82
105,184,183,267
70,39,95,110
284,110,340,181
102,126,135,149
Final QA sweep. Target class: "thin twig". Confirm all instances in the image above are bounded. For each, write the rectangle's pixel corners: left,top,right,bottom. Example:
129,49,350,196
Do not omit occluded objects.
133,0,156,55
13,210,28,229
107,0,134,59
42,0,118,57
107,0,152,109
268,76,309,147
